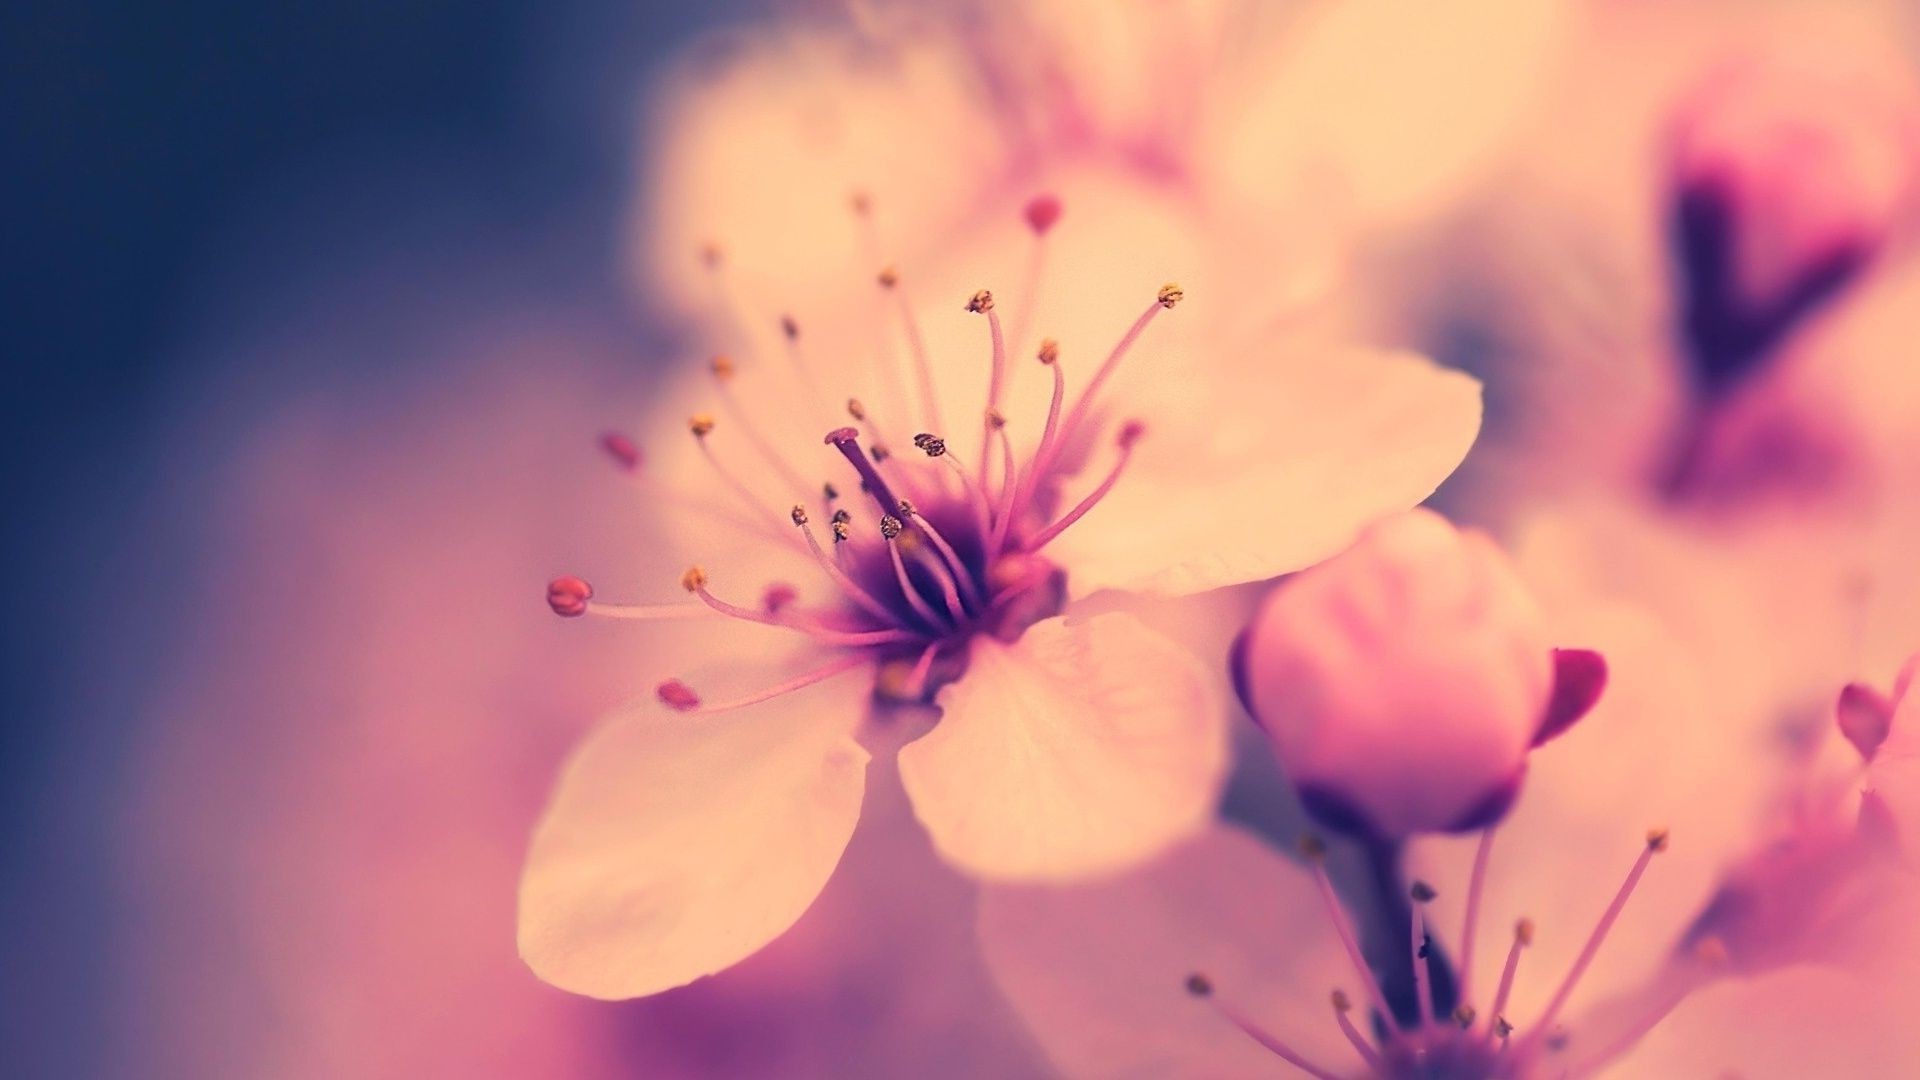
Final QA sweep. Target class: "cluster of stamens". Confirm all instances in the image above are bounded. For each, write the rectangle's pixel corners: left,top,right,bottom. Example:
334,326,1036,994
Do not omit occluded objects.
544,194,1183,716
1187,827,1723,1079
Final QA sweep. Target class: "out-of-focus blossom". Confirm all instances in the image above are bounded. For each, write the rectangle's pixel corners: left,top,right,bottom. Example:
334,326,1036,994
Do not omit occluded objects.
1854,652,1920,853
1235,508,1605,839
521,240,1484,998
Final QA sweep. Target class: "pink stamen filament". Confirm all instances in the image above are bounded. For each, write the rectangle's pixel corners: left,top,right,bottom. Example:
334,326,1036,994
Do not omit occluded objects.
1412,900,1437,1029
991,422,1018,519
980,307,1007,491
908,540,969,623
713,375,814,496
1332,996,1385,1071
998,356,1066,553
1459,828,1498,1006
687,653,871,714
935,449,994,539
828,431,903,519
1487,924,1529,1042
1026,437,1138,552
903,640,942,698
1204,996,1343,1080
1513,835,1666,1062
1307,853,1398,1031
1040,297,1164,485
906,511,984,609
697,435,801,547
887,539,950,631
889,284,944,435
693,584,914,647
1007,232,1048,350
586,601,719,621
798,520,901,626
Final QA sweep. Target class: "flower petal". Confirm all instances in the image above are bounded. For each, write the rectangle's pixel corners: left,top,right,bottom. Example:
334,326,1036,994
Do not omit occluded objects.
899,612,1226,881
517,663,872,999
1050,348,1482,598
976,824,1353,1078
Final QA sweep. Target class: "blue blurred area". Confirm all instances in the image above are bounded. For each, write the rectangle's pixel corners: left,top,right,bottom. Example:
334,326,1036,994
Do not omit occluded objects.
1,1,735,1070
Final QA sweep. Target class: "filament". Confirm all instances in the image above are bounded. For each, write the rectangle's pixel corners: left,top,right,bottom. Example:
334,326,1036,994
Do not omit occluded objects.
1459,828,1498,1006
683,653,872,714
1026,431,1139,552
1303,838,1398,1030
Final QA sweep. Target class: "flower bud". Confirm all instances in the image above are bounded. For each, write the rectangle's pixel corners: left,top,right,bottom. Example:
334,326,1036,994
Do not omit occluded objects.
1669,55,1920,390
1235,509,1603,839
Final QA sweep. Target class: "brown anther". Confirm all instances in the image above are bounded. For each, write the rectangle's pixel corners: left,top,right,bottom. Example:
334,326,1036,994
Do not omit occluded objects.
879,515,904,539
1646,828,1671,853
897,499,917,517
1118,419,1147,449
657,679,701,711
599,432,641,472
1693,936,1730,967
1024,193,1062,235
546,576,593,618
708,355,736,381
914,433,947,457
1515,918,1535,946
761,582,798,614
846,398,867,421
699,242,723,270
680,566,708,593
1157,282,1184,308
850,190,872,217
1494,1017,1515,1039
1185,973,1213,998
791,505,809,526
831,521,850,542
780,314,800,340
1546,1031,1570,1052
1410,880,1438,903
831,508,852,525
824,426,859,446
871,443,891,462
1330,989,1352,1013
823,482,840,502
877,265,900,289
688,414,716,438
1453,1005,1477,1028
1298,833,1328,860
966,288,995,313
1037,338,1059,365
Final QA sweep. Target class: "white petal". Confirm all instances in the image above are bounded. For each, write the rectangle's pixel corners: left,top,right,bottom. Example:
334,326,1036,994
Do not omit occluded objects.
977,824,1353,1078
517,663,872,999
1051,348,1482,598
899,612,1226,881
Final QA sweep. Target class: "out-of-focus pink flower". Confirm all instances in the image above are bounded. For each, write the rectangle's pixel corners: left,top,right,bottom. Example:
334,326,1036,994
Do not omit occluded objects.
1235,508,1604,839
1853,652,1920,852
520,249,1485,998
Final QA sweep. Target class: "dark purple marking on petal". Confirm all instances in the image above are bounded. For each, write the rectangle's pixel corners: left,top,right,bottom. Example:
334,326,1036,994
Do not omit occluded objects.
1535,648,1608,747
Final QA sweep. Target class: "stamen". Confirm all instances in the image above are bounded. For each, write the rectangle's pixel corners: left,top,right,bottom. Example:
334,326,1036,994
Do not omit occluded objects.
882,519,950,631
915,431,993,537
998,341,1065,553
1515,830,1670,1062
899,500,984,608
663,653,871,715
878,265,944,434
776,313,830,418
1459,827,1498,1006
1009,194,1060,348
990,412,1019,522
1042,285,1180,486
905,530,969,623
968,291,1006,493
549,576,717,622
792,505,901,626
826,427,903,517
1487,918,1532,1041
1026,421,1144,552
708,356,814,495
1330,990,1385,1071
1410,880,1439,1029
1185,974,1343,1080
657,679,701,711
686,566,916,647
1301,834,1398,1030
547,575,593,617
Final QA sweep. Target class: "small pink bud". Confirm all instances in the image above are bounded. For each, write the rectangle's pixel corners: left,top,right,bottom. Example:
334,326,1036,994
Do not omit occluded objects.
599,432,641,472
1236,509,1558,839
1023,193,1062,236
546,576,593,618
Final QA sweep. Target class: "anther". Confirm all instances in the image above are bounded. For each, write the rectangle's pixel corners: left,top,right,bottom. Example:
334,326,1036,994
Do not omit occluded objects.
1037,339,1059,365
1331,989,1351,1013
966,289,995,313
1299,833,1328,860
791,505,809,526
1646,828,1671,853
1186,973,1213,998
688,414,716,438
831,521,850,542
708,355,736,381
1024,193,1062,236
680,566,708,592
1693,936,1730,967
599,432,641,472
823,482,839,502
897,499,916,516
847,398,867,421
547,576,593,618
1331,988,1384,1071
1411,880,1439,903
780,314,800,340
1454,1005,1478,1028
871,444,891,462
879,515,904,539
1118,419,1147,449
657,679,701,711
825,426,859,446
1157,282,1184,308
914,433,947,457
1494,1017,1514,1039
1516,918,1536,946
877,265,900,289
986,408,1007,431
850,190,872,217
832,509,851,525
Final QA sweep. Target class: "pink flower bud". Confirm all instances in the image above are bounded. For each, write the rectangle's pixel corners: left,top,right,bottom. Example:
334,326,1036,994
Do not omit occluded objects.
1235,509,1603,839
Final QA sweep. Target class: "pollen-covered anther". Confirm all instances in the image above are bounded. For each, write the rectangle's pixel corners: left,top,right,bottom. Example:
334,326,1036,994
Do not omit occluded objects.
1454,1004,1478,1028
831,521,851,543
780,314,800,340
877,265,900,289
1494,1017,1515,1039
1298,833,1328,860
879,515,904,540
656,679,701,711
1157,282,1185,308
790,505,809,526
1037,338,1059,365
966,288,995,313
1646,828,1672,853
897,499,917,517
546,576,593,617
1330,989,1352,1013
913,432,947,457
599,432,641,472
1185,973,1214,998
708,355,736,380
688,414,716,438
680,566,709,593
986,409,1007,431
822,482,839,501
831,508,851,525
846,398,867,421
871,444,891,463
1410,880,1439,903
1515,917,1536,946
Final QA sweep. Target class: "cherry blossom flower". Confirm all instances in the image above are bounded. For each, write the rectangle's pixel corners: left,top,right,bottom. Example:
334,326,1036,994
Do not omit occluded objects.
1235,508,1606,839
